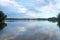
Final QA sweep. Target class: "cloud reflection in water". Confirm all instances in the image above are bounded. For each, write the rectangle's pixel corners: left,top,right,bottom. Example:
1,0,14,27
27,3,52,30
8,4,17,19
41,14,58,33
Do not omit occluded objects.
0,21,60,40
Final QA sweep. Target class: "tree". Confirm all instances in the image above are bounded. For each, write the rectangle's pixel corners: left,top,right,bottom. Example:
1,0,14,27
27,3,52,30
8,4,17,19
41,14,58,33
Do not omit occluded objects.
0,11,4,17
0,11,7,22
57,13,60,27
57,13,60,21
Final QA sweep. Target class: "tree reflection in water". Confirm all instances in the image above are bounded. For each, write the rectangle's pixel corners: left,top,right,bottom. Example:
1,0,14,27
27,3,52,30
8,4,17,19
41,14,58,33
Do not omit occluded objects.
57,13,60,28
48,20,60,28
0,22,7,30
57,21,60,27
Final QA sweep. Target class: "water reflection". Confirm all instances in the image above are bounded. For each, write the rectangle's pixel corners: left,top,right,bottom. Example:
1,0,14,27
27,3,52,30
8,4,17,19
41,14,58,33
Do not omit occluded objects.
0,22,7,30
6,20,60,28
48,20,60,28
57,21,60,28
47,20,60,28
0,20,60,40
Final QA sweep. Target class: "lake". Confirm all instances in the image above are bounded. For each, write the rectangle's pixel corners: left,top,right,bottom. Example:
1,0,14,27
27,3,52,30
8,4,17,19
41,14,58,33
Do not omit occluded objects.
0,20,60,40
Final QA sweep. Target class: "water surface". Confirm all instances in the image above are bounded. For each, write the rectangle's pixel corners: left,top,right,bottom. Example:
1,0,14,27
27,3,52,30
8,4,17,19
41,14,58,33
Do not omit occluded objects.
0,21,60,40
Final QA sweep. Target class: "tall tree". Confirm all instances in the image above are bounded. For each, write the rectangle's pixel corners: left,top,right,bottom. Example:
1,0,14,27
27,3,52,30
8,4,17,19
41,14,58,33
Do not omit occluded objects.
0,11,5,17
57,13,60,27
0,11,7,22
57,13,60,21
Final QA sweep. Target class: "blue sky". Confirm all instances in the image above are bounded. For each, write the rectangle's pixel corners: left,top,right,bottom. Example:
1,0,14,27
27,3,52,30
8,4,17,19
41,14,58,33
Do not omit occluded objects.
0,0,60,18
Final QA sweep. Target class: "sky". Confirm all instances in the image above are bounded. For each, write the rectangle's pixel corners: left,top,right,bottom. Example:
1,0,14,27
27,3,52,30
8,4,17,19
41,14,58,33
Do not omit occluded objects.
0,0,60,18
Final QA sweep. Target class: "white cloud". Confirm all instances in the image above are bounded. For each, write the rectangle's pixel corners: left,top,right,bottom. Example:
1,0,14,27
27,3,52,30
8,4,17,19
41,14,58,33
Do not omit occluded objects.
28,0,59,18
0,0,60,18
0,0,10,6
18,7,27,13
0,0,27,13
22,0,57,18
39,3,56,14
54,0,60,12
26,14,37,18
25,1,57,18
25,11,38,18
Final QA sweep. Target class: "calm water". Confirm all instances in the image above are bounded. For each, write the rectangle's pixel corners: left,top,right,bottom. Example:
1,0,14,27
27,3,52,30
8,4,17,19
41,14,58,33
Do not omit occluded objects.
0,20,60,40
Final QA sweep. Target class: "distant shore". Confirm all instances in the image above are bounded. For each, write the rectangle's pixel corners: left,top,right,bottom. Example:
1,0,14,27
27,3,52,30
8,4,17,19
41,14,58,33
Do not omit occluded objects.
6,18,49,20
5,18,57,22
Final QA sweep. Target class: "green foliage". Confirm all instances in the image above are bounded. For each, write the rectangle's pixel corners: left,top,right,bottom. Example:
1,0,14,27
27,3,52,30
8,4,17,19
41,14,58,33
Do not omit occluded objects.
0,23,7,30
0,11,4,17
57,13,60,21
0,11,7,23
57,13,60,27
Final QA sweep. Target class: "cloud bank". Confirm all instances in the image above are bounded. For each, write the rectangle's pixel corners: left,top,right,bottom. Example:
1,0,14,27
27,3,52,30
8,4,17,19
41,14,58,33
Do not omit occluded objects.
0,0,60,18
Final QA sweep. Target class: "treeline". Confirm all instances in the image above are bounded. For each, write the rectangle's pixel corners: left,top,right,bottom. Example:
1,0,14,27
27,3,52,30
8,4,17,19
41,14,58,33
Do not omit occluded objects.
0,11,60,21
